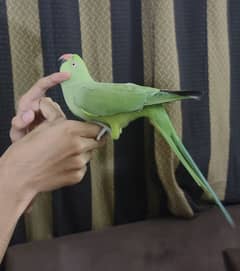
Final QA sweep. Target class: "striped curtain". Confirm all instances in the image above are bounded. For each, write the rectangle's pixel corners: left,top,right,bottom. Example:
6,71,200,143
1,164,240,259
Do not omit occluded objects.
0,0,240,254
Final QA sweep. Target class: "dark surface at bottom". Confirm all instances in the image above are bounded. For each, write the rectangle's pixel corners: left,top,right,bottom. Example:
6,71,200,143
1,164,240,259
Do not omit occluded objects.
224,248,240,271
6,205,240,271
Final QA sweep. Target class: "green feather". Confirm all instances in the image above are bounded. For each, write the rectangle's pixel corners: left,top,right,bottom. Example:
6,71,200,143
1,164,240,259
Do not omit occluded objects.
59,53,234,226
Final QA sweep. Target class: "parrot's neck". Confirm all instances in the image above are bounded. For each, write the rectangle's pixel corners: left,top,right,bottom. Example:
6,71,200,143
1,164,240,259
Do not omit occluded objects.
62,90,86,119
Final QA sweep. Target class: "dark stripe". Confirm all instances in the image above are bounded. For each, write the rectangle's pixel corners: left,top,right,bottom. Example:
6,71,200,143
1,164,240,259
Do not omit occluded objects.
0,2,15,156
0,0,26,244
174,0,211,201
0,1,26,267
110,0,147,224
145,125,169,217
38,0,92,235
226,0,240,202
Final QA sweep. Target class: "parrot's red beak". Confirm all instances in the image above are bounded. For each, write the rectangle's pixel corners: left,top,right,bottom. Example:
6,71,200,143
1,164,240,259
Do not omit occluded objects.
58,54,73,63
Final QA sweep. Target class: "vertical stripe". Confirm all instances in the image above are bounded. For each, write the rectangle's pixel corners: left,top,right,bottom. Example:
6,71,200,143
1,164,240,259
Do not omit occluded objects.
6,0,53,241
207,0,230,200
152,0,192,217
0,0,26,247
0,1,15,155
226,0,240,202
141,0,162,218
111,0,147,224
6,0,44,105
24,193,53,241
144,121,168,217
142,0,192,217
79,0,114,230
141,0,154,88
38,0,92,235
157,1,192,217
174,0,211,202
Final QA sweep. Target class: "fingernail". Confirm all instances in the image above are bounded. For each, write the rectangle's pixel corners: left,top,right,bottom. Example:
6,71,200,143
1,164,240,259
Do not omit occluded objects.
22,110,34,123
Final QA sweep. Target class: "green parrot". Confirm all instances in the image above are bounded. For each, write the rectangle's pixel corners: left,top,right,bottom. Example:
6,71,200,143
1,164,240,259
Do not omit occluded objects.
59,53,234,226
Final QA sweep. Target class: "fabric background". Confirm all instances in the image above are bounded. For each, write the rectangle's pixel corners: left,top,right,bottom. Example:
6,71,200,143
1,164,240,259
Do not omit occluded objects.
1,0,240,268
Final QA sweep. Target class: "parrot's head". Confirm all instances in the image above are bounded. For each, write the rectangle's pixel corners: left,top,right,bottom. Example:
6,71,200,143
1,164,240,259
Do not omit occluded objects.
59,54,94,117
59,53,93,83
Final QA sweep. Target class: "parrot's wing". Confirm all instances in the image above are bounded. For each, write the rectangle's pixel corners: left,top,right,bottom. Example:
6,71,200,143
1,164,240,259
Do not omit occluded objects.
73,82,200,116
73,82,158,116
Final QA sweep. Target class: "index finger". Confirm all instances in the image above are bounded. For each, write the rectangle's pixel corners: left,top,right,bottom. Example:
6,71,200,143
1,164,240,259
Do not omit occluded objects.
18,72,70,112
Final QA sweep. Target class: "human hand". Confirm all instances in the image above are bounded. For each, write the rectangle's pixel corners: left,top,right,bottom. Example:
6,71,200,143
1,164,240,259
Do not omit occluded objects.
1,98,104,209
10,72,70,142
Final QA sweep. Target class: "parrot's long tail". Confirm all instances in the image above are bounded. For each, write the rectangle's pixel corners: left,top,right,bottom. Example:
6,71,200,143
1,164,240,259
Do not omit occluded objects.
147,106,234,227
161,90,203,100
145,90,203,106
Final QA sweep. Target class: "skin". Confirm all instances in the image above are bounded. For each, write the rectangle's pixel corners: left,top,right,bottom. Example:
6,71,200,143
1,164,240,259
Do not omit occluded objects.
0,72,105,263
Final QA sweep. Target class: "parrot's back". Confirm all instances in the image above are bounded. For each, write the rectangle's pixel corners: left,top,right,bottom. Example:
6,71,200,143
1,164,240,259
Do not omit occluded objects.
65,81,199,117
66,82,156,116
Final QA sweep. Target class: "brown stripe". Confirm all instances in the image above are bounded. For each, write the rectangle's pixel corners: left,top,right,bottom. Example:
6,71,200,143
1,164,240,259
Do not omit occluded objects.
206,0,230,200
6,0,53,240
142,0,192,217
79,0,114,230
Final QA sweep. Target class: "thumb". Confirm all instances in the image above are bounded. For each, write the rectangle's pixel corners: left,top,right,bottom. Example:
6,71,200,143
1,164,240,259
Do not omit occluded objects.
39,97,66,122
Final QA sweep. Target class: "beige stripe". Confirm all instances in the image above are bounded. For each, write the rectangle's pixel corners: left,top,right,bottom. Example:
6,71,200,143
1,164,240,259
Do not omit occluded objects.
6,0,53,240
142,0,193,217
206,0,230,200
6,0,44,105
79,0,114,230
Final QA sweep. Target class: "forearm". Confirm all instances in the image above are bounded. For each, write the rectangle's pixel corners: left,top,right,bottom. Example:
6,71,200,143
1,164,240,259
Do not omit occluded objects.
0,192,25,263
0,159,33,263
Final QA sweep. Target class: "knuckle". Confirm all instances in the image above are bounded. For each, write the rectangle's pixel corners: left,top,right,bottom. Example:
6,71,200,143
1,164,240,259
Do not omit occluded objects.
86,152,92,161
74,156,84,169
54,103,66,117
71,170,85,184
76,171,83,182
11,116,17,127
54,102,61,109
9,128,15,141
82,166,87,178
17,96,27,111
65,138,81,154
75,141,83,153
79,167,87,180
42,97,53,103
17,96,24,108
37,78,44,86
46,74,58,85
64,120,75,134
38,76,54,88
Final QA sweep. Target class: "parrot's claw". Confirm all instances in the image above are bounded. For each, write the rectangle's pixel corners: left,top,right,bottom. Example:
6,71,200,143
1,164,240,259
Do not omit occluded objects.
91,121,111,141
97,126,110,140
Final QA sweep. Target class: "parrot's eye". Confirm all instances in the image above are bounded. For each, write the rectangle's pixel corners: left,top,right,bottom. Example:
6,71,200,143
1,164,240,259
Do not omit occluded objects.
72,62,77,68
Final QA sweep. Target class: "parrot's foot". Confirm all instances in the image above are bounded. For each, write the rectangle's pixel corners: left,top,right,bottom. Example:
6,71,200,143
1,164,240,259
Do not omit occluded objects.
91,121,111,141
97,126,110,140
